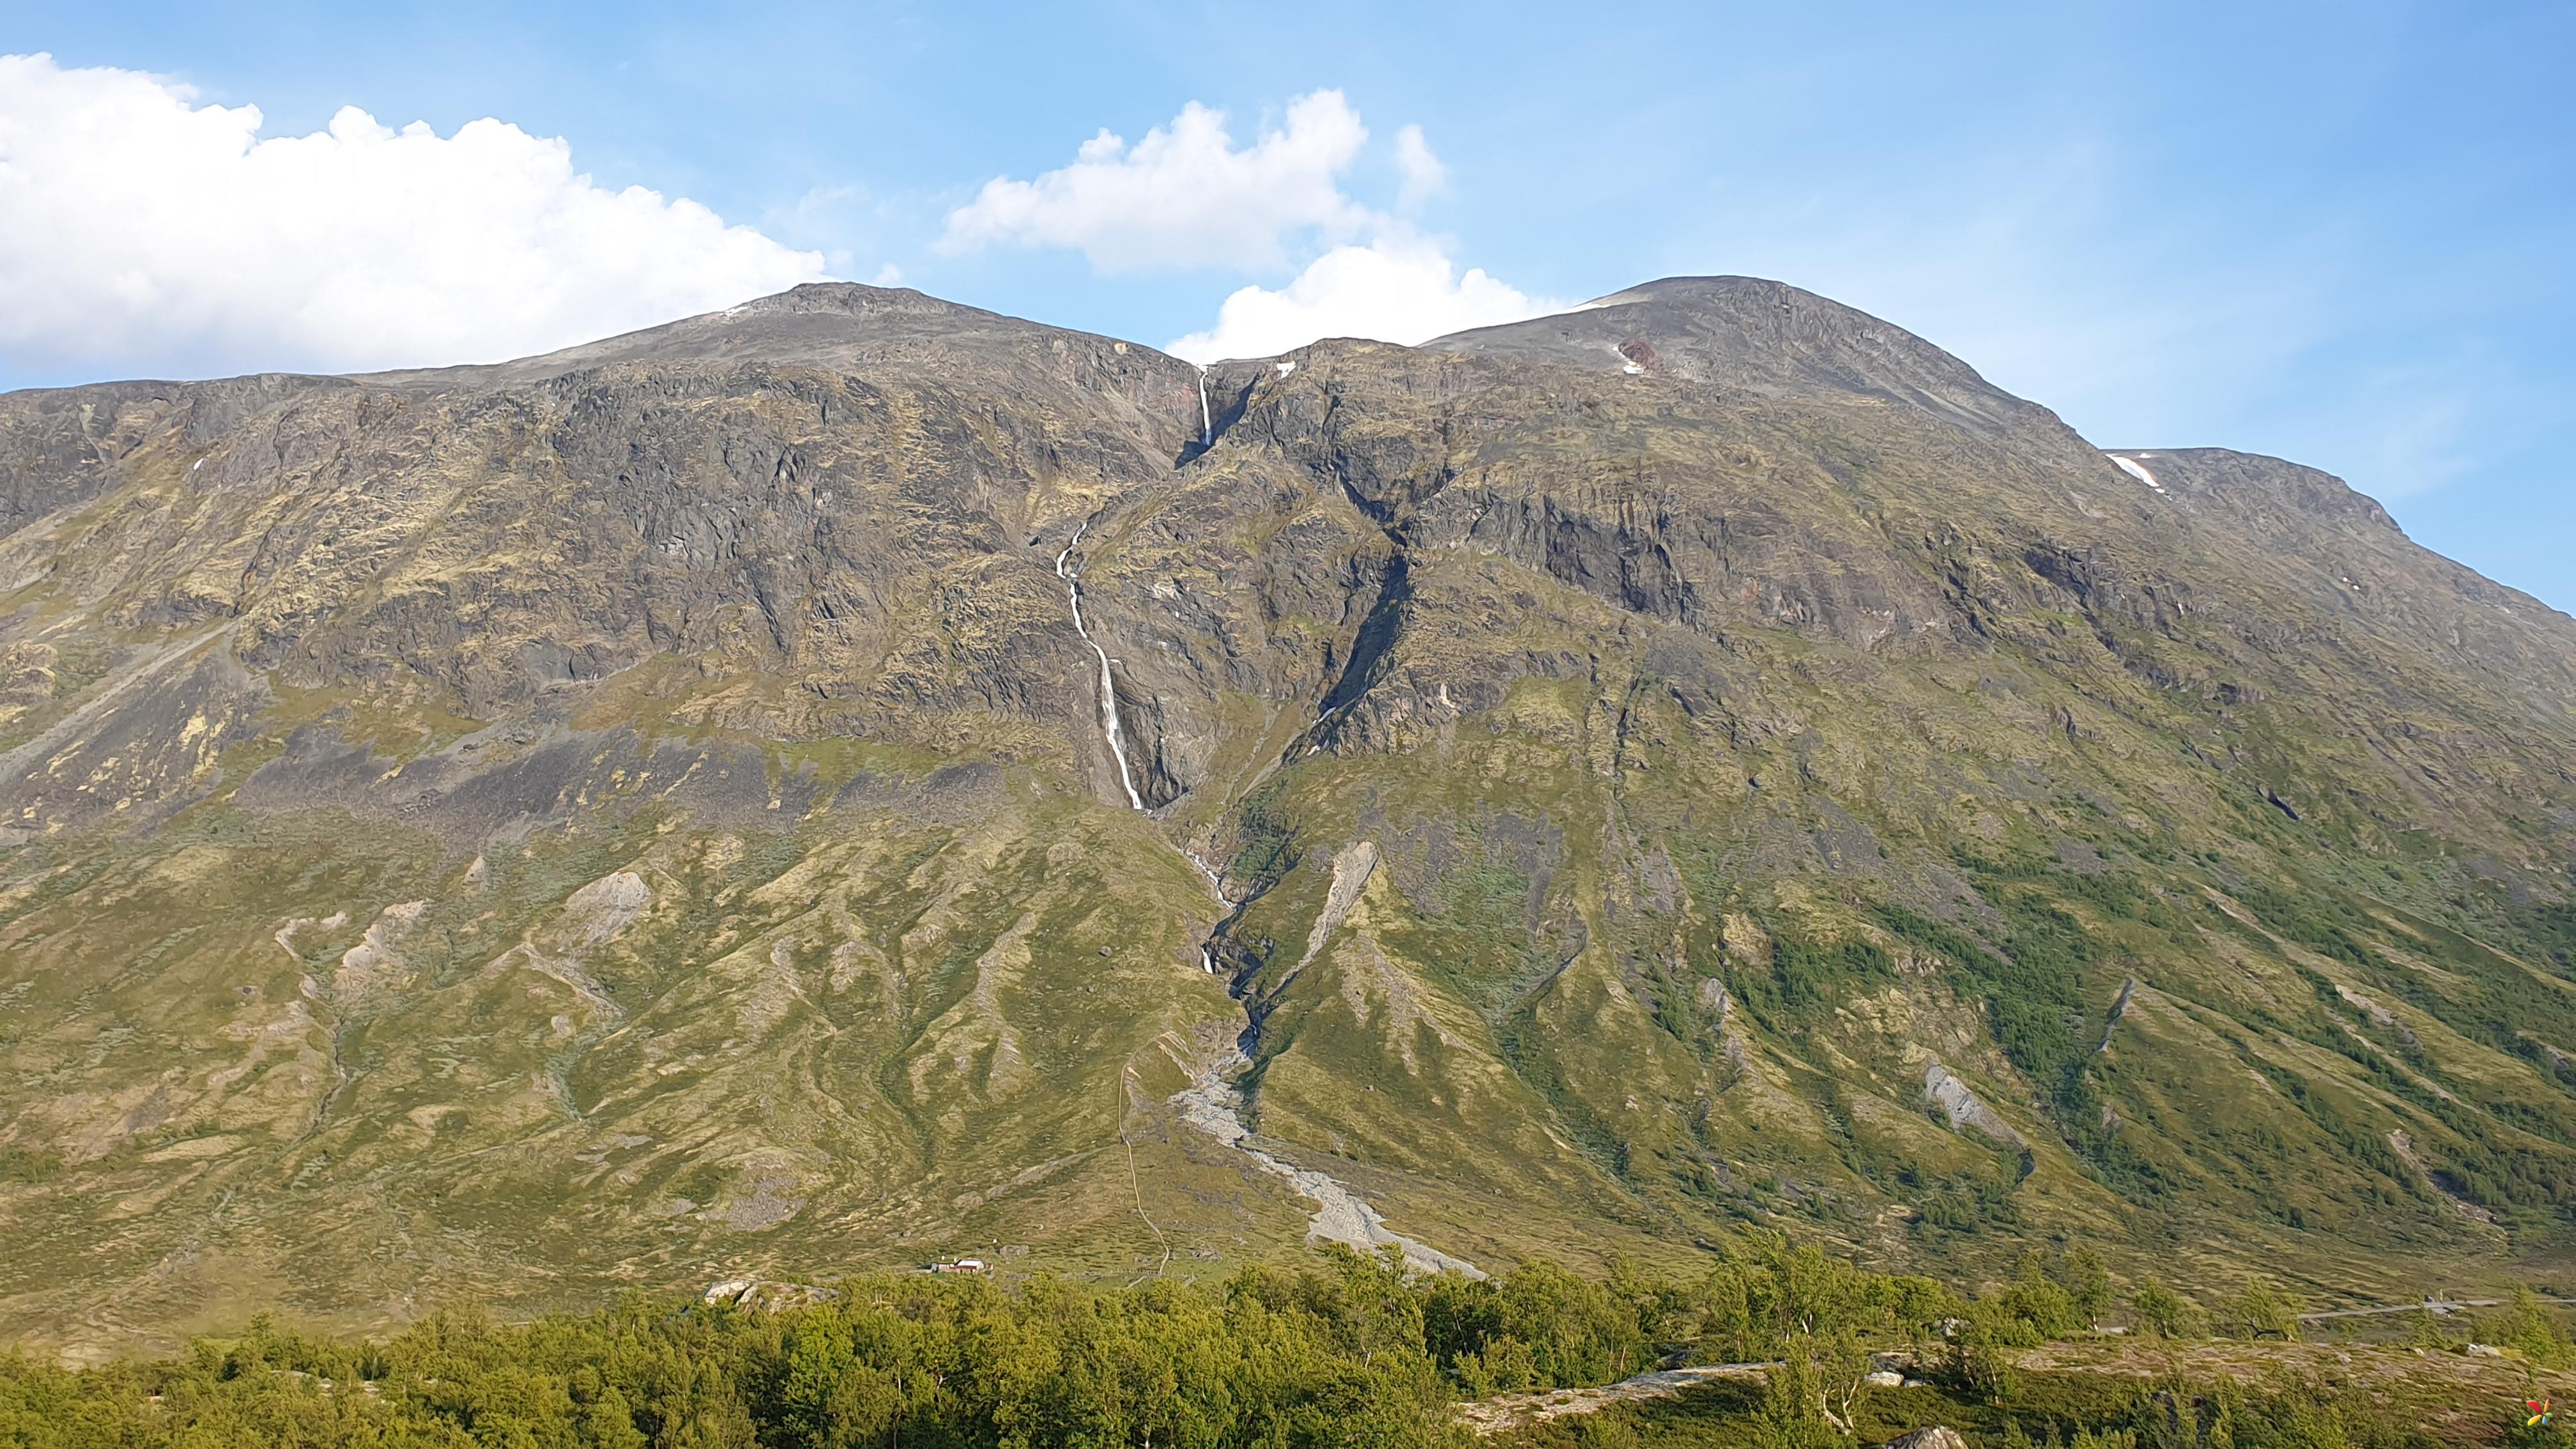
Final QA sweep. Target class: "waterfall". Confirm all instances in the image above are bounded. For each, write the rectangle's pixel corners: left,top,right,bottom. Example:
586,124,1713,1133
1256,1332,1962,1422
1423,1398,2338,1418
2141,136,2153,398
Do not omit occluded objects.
1055,522,1146,811
1052,501,1476,1276
1195,366,1212,447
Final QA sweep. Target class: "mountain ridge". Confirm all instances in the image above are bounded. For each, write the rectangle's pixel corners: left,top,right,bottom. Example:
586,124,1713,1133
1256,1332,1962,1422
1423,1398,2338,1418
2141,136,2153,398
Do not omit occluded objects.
3,274,2573,1361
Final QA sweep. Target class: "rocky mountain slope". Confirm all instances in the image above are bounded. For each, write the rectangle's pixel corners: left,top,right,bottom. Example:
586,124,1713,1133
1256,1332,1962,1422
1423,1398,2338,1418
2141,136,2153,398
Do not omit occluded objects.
3,277,2573,1358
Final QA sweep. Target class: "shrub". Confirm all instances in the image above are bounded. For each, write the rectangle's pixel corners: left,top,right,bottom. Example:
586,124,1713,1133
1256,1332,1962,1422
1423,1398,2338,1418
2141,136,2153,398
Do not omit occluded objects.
2130,1281,2207,1340
2225,1281,2303,1341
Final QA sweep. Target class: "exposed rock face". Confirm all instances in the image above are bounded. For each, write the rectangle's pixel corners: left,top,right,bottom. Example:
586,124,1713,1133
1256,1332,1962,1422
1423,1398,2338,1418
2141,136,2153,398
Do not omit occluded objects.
1885,1428,1971,1449
1923,1061,2028,1149
5,275,2576,1354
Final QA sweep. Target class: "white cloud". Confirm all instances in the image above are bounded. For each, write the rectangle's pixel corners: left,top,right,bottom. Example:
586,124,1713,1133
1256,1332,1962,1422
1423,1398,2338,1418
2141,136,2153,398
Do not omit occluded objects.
0,52,827,378
939,90,1372,271
947,91,1547,364
1393,124,1446,210
1167,234,1558,364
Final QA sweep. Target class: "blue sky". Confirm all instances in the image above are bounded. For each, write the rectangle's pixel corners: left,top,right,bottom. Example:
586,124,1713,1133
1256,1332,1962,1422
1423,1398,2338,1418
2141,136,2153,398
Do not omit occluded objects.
5,1,2572,606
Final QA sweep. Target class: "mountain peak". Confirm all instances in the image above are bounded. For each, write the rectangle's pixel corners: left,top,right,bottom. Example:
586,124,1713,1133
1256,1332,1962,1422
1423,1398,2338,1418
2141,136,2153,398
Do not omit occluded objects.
366,280,1186,394
728,280,979,322
1427,273,2050,439
6,271,2576,1356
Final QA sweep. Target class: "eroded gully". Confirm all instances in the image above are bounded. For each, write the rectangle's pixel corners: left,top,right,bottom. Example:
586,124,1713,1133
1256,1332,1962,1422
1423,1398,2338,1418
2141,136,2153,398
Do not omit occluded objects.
1054,407,1482,1275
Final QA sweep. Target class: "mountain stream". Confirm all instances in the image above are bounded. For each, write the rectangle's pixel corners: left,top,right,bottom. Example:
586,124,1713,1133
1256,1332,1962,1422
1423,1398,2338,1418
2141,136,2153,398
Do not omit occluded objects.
1055,522,1146,811
1054,504,1483,1276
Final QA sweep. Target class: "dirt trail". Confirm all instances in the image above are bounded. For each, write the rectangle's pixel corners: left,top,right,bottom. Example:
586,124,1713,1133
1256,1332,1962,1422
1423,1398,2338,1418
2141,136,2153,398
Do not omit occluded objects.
1454,1363,1768,1435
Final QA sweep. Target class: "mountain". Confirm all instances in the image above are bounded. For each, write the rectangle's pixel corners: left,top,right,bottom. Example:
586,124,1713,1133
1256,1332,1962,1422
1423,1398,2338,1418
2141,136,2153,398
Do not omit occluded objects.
3,277,2573,1360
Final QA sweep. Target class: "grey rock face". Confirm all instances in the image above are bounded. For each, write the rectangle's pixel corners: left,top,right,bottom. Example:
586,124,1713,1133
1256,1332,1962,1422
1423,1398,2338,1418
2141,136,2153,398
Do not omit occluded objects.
5,273,2576,1353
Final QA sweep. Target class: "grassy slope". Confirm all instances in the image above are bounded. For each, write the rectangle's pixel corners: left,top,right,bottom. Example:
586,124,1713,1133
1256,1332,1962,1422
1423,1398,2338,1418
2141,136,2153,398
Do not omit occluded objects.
4,284,2576,1356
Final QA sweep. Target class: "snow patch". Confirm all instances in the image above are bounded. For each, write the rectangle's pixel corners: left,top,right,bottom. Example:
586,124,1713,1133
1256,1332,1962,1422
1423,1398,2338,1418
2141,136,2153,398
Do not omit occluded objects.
2108,453,2168,495
1561,288,1645,314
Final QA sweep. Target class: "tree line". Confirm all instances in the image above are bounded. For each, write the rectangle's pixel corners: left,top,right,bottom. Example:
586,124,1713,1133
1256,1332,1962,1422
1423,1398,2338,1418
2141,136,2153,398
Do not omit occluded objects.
0,1243,2562,1448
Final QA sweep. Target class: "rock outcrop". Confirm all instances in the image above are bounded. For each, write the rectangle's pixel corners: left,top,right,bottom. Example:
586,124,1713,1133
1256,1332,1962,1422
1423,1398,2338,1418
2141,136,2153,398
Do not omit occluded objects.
4,275,2575,1354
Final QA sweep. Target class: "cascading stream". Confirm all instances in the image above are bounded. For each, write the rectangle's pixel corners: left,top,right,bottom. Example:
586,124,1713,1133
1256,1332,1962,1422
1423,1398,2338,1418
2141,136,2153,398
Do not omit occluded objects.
1175,838,1486,1277
1055,367,1209,815
1056,403,1475,1276
1055,521,1146,811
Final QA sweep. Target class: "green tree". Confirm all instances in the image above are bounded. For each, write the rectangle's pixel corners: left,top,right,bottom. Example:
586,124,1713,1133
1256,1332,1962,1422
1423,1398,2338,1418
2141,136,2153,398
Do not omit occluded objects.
1751,1350,1836,1449
2487,1289,2575,1368
1811,1330,1874,1437
2131,1281,2204,1340
583,1384,651,1449
2226,1281,2301,1341
1945,1305,2025,1404
2060,1247,2113,1326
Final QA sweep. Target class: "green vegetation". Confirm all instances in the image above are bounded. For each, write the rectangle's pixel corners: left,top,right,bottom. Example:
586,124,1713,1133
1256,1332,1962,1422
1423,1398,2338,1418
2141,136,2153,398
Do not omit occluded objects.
17,274,2576,1365
8,1248,2573,1448
1505,1370,2488,1449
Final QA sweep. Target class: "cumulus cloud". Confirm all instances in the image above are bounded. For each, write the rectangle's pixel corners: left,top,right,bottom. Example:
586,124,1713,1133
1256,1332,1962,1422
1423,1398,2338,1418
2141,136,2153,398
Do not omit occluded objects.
947,90,1548,364
0,52,827,379
939,90,1372,271
1166,234,1558,364
1393,124,1446,210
